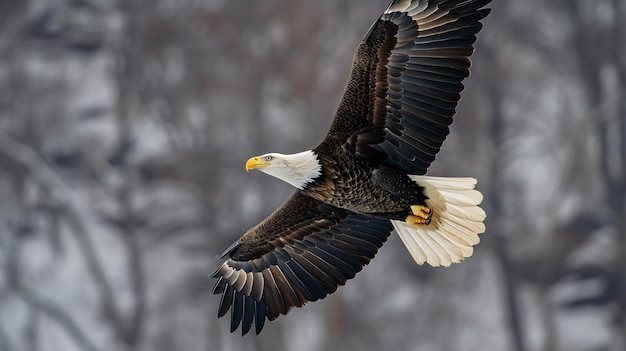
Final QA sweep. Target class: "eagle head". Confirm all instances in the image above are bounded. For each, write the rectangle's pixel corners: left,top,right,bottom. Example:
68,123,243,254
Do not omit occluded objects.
245,150,322,190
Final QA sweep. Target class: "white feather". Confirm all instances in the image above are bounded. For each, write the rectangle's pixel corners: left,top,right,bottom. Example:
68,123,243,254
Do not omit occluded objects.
258,150,322,189
393,175,486,267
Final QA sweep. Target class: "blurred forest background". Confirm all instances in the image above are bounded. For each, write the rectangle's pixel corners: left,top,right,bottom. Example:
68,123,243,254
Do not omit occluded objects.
0,0,625,350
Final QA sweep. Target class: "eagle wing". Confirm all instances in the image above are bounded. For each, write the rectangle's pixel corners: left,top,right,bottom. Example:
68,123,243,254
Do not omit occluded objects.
211,191,393,335
323,0,491,174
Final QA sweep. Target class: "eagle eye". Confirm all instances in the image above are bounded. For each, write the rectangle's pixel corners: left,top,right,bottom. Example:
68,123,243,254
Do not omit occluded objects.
265,156,272,162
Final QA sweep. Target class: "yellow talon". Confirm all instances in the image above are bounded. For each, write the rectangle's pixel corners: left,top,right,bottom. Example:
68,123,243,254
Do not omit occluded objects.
408,205,433,226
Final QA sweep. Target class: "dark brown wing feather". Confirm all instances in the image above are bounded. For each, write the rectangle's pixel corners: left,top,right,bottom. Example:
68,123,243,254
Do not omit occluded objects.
211,191,393,335
322,0,491,175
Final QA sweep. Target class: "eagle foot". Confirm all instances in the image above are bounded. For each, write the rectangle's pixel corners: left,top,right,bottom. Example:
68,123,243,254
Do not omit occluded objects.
407,205,433,226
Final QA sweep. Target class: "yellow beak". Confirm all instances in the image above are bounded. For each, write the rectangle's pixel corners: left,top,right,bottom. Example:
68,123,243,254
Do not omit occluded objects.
245,156,269,172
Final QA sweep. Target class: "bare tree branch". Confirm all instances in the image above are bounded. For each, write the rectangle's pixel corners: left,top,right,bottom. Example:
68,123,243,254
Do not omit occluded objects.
3,236,101,351
0,286,16,351
0,131,125,345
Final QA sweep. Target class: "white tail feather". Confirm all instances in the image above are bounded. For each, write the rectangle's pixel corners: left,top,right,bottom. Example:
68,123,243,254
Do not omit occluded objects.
392,176,486,267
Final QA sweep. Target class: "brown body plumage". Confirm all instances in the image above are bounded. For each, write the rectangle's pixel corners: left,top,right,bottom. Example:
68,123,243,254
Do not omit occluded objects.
212,0,491,335
304,146,412,215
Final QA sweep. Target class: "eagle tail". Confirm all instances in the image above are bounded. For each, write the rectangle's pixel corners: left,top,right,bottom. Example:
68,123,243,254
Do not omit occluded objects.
391,176,486,267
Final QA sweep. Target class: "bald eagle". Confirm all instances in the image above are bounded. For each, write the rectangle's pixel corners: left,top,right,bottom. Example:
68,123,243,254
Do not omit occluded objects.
212,0,491,335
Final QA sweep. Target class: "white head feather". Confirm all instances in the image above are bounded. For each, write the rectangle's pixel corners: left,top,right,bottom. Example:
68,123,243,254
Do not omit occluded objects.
247,150,322,189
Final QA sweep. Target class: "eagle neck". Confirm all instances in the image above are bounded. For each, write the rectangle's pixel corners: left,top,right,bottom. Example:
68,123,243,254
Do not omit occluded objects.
282,150,322,190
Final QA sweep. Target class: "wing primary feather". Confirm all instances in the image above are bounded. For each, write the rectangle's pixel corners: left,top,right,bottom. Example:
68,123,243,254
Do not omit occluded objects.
417,22,483,39
453,0,492,14
407,56,470,69
218,241,240,259
332,234,379,258
218,285,234,319
277,261,317,302
269,265,302,312
302,251,348,285
241,296,255,336
230,292,243,333
212,276,227,294
293,254,338,293
323,236,372,259
395,138,437,164
401,113,451,140
255,298,267,334
251,272,264,301
319,243,365,269
286,259,329,299
408,46,475,59
261,269,284,320
388,124,441,153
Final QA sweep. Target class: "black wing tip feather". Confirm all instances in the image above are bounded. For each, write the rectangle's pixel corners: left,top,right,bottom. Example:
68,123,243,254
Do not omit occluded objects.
364,0,491,174
214,282,268,336
210,213,393,336
216,241,240,260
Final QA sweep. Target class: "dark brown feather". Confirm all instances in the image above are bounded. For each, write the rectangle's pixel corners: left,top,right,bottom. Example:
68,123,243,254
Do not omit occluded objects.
211,192,392,334
319,0,490,175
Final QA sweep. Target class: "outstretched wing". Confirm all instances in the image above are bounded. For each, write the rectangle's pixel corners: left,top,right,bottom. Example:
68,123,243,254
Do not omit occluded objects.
211,191,393,335
322,0,491,175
